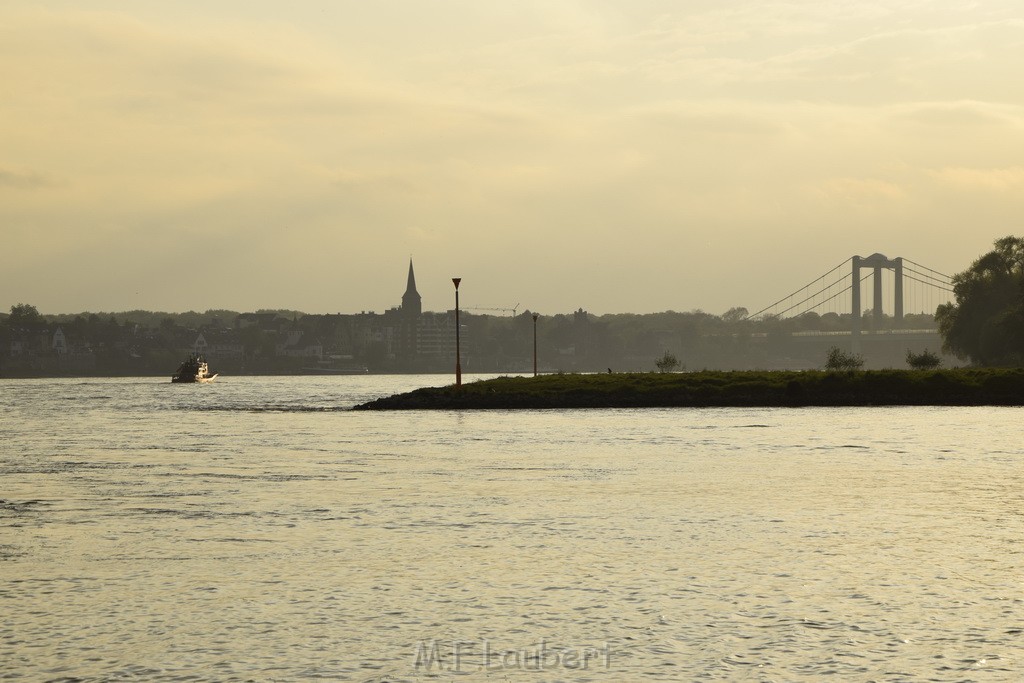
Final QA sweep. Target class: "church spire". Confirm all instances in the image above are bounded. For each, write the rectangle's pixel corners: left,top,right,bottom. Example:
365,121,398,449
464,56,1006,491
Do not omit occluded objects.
405,258,417,295
402,258,422,317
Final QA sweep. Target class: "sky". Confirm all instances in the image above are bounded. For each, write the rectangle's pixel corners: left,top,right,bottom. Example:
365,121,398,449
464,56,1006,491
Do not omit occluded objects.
2,1,1023,316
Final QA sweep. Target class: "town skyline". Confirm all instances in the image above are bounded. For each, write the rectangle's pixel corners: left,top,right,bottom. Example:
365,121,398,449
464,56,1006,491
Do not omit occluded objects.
3,249,954,322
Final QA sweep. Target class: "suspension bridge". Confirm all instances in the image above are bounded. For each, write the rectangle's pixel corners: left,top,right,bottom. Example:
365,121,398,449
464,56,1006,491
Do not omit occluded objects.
744,253,956,362
747,253,954,327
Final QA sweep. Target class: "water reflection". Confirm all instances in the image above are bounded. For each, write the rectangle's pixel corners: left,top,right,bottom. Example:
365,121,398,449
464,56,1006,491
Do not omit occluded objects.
1,377,1023,680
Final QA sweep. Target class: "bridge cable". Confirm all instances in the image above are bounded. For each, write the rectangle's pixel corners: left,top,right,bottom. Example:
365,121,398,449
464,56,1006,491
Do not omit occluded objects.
772,271,870,319
903,266,954,288
902,259,952,281
744,258,851,320
903,272,954,294
808,283,855,315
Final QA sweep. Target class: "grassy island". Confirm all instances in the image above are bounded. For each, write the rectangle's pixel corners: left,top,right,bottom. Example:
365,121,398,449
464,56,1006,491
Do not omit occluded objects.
352,369,1024,410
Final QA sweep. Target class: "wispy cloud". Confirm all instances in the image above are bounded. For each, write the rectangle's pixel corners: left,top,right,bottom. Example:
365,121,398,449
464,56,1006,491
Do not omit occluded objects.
0,168,60,190
930,166,1024,192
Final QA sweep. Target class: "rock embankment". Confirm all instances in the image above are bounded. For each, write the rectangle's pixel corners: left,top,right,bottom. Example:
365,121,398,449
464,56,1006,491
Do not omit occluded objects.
352,369,1024,410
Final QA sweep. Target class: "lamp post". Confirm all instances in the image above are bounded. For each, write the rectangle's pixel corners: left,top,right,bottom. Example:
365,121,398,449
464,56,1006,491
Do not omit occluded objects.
532,313,539,377
452,278,462,387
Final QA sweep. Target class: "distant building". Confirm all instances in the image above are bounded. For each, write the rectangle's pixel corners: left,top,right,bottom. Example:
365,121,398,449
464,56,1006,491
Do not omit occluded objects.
391,259,464,369
397,259,421,366
194,331,245,362
52,327,67,355
416,311,459,357
275,330,323,359
401,258,422,318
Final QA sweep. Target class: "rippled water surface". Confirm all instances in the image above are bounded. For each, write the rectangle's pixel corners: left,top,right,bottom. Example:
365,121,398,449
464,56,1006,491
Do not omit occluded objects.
3,375,1024,681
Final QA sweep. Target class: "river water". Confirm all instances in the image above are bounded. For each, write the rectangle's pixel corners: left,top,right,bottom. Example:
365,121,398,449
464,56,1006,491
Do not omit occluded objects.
2,375,1023,681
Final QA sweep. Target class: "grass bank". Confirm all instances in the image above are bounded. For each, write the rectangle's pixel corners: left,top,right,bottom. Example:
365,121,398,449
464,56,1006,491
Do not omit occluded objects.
352,369,1024,410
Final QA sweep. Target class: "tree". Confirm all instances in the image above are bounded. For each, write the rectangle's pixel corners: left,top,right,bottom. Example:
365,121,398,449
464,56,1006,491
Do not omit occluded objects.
906,348,941,370
654,350,680,373
825,346,864,371
936,236,1024,366
721,307,749,324
7,303,42,328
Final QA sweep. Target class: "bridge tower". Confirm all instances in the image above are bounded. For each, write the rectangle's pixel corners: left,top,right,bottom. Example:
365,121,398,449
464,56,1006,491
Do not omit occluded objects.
851,253,903,349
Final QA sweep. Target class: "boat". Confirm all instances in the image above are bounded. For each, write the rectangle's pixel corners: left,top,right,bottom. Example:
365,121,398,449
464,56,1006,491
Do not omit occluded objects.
171,353,218,383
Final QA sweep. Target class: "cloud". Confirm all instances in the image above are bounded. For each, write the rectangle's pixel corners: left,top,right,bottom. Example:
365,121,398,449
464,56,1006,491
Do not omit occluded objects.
766,19,1024,103
814,177,907,202
2,2,1024,314
404,226,444,242
929,166,1024,192
0,168,60,190
887,101,1017,128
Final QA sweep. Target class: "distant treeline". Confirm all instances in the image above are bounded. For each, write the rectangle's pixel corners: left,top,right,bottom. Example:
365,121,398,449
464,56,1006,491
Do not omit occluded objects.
41,309,307,329
2,306,939,333
1,301,945,377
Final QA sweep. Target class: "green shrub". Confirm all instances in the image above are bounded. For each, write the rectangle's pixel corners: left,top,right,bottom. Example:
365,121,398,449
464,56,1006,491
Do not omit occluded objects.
654,351,681,373
825,346,864,371
906,348,941,370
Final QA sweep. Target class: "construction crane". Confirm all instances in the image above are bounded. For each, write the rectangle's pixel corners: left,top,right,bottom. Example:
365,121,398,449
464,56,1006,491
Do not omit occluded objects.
464,303,520,317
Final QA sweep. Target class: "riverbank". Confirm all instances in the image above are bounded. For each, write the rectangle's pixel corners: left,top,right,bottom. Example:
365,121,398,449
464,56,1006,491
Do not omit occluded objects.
352,369,1024,409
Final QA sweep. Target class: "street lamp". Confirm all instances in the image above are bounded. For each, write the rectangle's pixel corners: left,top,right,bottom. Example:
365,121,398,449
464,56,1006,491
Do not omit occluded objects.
532,313,539,377
452,278,462,387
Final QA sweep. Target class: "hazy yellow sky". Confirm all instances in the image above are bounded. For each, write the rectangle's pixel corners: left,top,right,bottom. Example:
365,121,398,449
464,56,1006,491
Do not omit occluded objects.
2,1,1023,315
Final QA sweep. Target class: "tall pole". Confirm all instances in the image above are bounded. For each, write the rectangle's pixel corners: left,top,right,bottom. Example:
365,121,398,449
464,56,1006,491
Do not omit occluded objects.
851,256,862,353
872,266,883,331
894,257,904,323
532,313,539,377
452,278,462,387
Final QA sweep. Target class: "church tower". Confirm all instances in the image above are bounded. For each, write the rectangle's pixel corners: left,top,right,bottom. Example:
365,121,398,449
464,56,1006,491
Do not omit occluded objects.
401,259,422,317
398,259,421,366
